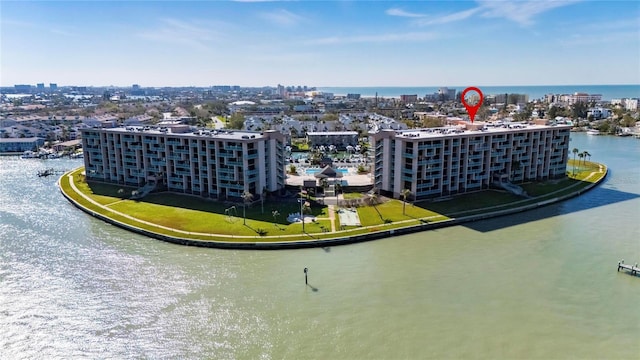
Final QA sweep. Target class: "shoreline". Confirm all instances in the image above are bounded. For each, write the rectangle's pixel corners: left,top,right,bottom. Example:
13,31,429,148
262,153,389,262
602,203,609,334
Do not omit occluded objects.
58,164,608,250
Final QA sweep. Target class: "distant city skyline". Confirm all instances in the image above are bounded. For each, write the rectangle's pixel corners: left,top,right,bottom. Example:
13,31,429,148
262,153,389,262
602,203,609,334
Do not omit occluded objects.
1,1,639,87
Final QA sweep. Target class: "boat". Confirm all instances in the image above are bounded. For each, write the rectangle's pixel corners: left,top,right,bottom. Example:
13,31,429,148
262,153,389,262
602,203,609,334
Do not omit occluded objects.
37,168,54,177
21,150,37,159
586,129,600,135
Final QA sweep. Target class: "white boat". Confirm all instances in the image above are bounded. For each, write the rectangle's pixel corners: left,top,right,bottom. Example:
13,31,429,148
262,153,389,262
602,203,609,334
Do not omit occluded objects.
21,150,37,159
587,129,600,135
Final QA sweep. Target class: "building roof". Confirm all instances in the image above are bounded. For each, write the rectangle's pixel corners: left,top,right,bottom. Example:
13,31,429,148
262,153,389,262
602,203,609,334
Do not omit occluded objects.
314,165,343,179
82,126,281,141
307,131,358,136
0,137,43,143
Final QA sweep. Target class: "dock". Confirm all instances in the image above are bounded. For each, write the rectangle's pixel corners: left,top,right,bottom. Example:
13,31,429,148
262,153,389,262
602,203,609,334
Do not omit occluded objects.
617,260,639,275
36,168,67,177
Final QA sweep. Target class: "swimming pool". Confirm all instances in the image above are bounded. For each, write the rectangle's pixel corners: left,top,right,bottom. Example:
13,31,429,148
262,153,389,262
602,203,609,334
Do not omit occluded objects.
305,168,350,175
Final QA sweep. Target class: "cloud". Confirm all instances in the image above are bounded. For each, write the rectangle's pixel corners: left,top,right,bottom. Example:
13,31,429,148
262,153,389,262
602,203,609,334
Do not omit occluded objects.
477,0,583,26
386,8,425,18
309,31,439,45
413,7,481,26
411,0,582,27
259,9,304,27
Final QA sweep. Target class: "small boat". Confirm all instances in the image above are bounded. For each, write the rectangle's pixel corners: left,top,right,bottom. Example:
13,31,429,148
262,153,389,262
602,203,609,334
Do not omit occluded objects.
586,129,600,135
37,168,54,177
21,150,37,159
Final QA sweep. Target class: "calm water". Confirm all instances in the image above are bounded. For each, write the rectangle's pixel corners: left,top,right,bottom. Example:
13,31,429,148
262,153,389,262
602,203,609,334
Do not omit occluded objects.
1,133,639,359
317,84,640,100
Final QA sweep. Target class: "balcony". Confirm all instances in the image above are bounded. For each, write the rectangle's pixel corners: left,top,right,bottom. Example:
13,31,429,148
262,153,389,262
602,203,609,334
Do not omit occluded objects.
175,168,191,176
226,144,243,151
218,173,236,181
226,159,243,166
167,154,184,161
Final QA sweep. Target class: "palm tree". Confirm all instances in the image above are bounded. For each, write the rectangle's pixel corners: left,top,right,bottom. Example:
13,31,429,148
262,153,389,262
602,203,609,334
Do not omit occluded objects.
241,190,253,225
578,152,584,168
272,210,280,228
572,148,579,175
582,150,591,165
401,188,411,215
368,191,378,206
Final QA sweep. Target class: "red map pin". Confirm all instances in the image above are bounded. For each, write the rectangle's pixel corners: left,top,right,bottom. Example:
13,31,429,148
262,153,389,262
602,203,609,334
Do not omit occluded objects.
461,87,484,123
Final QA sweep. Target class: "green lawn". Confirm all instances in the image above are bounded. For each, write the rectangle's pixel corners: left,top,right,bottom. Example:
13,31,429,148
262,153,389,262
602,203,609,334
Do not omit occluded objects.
357,200,448,226
418,190,521,215
59,160,606,243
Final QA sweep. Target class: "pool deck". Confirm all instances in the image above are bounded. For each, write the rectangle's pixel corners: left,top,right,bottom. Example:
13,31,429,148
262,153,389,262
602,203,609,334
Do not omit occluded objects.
285,173,373,186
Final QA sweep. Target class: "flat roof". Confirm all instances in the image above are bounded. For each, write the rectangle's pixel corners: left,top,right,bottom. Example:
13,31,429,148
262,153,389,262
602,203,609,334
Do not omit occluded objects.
83,126,269,141
0,137,43,142
307,131,358,136
387,123,571,140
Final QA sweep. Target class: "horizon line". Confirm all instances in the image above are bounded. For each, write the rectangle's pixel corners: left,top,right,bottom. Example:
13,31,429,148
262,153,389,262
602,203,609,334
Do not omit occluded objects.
2,83,638,89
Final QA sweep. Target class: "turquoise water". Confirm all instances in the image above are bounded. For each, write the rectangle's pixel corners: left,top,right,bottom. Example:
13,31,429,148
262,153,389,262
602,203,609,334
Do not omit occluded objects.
305,168,349,175
318,84,640,100
1,133,639,359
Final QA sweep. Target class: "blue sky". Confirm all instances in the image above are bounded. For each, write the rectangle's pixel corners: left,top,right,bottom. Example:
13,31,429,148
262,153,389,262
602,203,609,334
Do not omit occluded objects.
1,1,639,87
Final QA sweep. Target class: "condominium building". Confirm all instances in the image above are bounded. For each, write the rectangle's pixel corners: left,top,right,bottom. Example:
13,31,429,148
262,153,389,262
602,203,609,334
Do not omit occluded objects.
81,126,286,199
371,122,571,200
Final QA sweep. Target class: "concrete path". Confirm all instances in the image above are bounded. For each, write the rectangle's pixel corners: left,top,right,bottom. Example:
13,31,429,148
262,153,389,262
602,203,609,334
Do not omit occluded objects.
328,205,336,232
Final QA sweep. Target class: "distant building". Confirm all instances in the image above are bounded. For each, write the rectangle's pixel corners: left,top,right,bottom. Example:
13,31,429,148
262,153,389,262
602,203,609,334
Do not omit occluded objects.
624,98,638,111
307,131,358,150
14,84,31,93
347,93,361,100
494,93,529,104
439,87,457,101
36,83,45,92
563,92,602,105
400,95,418,103
587,107,611,120
0,137,45,153
49,83,58,91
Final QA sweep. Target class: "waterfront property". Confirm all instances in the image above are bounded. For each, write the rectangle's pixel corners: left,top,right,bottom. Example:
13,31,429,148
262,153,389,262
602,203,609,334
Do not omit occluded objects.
306,131,358,150
371,122,571,200
0,136,44,153
81,126,286,199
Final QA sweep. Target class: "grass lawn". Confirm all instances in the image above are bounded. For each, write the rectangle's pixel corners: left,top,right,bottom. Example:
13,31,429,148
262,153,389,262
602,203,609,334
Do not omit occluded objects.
59,159,606,243
357,200,448,226
62,169,337,239
418,190,521,215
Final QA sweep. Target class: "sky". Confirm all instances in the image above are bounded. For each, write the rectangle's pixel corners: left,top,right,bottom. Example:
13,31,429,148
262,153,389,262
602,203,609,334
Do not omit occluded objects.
1,0,639,87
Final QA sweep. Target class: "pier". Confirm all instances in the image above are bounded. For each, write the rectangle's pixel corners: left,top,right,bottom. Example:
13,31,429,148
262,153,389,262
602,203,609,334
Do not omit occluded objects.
37,168,67,177
617,260,639,275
